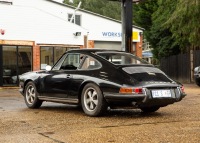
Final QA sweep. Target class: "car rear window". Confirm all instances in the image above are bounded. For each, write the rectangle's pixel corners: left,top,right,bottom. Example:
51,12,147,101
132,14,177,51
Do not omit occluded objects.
97,52,149,65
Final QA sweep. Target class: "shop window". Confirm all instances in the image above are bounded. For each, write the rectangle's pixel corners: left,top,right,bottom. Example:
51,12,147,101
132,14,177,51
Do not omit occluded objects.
54,47,67,62
40,47,54,69
40,47,78,69
18,46,32,75
68,14,81,26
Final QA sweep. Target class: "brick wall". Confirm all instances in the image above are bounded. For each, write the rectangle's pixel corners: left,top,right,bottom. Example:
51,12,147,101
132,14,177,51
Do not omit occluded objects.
33,45,40,71
87,40,94,48
135,35,143,58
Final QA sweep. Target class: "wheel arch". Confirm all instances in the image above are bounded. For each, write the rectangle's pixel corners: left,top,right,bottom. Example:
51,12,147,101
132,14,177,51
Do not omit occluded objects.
23,79,34,95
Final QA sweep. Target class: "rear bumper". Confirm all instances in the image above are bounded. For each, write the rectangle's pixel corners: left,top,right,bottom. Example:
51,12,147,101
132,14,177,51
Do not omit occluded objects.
104,87,186,107
104,93,146,101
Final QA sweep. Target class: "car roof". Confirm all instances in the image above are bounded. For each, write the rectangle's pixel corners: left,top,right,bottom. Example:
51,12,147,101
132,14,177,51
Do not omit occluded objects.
66,49,123,54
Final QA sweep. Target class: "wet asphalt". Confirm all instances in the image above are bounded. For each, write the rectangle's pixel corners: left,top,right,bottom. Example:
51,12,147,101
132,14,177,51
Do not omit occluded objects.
0,84,200,143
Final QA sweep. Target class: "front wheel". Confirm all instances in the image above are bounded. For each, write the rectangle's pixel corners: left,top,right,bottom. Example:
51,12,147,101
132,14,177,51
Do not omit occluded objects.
81,83,107,117
24,81,43,109
140,106,160,113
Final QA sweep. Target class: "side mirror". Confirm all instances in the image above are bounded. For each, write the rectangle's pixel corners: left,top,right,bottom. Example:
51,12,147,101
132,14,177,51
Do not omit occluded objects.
45,65,52,71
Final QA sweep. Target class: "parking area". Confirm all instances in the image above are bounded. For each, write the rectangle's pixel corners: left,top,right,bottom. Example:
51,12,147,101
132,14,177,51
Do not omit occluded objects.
0,84,200,143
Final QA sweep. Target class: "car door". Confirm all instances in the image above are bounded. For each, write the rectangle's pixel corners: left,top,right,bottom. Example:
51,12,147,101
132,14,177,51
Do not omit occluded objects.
41,53,84,98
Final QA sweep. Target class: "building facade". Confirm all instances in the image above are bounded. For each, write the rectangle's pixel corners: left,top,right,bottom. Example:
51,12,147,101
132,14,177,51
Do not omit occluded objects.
0,0,144,86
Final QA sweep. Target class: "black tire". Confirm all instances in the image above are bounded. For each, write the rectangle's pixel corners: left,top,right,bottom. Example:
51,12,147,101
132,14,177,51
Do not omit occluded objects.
24,81,43,109
140,106,160,113
195,79,200,87
81,83,107,117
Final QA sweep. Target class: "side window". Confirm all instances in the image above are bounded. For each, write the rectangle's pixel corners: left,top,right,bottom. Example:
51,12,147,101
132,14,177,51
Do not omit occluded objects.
80,56,101,70
60,54,83,70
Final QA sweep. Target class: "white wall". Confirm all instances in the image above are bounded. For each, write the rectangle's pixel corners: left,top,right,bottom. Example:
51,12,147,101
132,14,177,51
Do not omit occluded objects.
0,4,87,45
12,0,143,42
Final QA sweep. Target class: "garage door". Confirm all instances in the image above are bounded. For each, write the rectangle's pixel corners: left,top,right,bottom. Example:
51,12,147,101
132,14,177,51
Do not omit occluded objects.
94,41,121,50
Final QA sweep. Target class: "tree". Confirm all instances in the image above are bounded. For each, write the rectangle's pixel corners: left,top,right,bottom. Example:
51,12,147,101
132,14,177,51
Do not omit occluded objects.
150,0,180,59
134,0,183,59
133,0,158,37
64,0,200,59
63,0,121,20
166,0,200,49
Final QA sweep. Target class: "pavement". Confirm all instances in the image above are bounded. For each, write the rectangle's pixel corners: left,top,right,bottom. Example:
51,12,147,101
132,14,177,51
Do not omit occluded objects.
0,84,200,143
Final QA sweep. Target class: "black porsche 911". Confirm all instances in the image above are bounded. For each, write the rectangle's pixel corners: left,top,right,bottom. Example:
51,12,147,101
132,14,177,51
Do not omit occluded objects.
19,49,186,116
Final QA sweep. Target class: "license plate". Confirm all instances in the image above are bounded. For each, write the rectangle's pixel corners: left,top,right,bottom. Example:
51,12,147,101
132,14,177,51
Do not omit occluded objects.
152,90,171,98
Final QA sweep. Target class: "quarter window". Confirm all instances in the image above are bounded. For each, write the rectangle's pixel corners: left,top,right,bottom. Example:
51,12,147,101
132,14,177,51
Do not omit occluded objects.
80,56,101,70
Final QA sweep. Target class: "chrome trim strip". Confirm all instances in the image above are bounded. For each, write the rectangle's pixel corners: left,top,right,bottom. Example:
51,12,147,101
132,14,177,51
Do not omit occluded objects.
104,93,146,99
38,96,79,104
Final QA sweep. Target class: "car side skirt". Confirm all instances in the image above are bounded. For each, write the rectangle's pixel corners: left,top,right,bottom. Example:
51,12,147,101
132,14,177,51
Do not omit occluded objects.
38,96,79,104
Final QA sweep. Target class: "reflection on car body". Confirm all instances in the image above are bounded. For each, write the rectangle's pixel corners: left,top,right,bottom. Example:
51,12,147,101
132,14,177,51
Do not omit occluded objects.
19,49,186,116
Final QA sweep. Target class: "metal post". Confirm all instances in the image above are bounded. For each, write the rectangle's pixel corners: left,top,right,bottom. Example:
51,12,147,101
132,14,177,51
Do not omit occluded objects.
16,46,19,85
121,0,133,52
190,48,194,82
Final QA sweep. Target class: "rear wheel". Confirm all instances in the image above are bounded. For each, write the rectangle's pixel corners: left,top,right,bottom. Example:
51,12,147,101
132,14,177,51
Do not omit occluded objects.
24,81,43,108
81,83,107,116
140,106,160,113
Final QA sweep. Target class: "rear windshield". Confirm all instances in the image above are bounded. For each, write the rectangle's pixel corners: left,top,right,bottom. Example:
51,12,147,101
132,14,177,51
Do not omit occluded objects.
97,52,149,65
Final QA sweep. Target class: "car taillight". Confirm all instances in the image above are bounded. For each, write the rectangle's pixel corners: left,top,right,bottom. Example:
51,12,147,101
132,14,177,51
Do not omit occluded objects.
133,88,143,94
119,87,133,94
119,87,143,94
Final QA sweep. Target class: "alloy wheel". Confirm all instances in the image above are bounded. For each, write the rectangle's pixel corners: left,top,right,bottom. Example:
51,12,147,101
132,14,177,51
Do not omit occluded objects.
83,87,98,112
26,85,36,105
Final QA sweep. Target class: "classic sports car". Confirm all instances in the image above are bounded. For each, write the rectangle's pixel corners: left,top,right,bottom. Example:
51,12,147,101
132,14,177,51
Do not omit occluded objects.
19,49,186,116
194,66,200,86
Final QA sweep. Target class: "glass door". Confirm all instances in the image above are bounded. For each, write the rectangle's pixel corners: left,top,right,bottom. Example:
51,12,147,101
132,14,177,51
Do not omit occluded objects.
18,46,32,76
2,46,32,86
2,46,17,86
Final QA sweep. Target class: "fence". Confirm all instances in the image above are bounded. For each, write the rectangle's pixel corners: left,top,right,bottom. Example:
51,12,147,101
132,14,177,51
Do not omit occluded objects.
194,50,200,68
160,53,191,83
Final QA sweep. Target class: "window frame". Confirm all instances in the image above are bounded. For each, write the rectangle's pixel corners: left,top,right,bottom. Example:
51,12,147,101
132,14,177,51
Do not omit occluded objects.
96,52,150,65
52,53,85,71
79,55,102,70
68,13,82,26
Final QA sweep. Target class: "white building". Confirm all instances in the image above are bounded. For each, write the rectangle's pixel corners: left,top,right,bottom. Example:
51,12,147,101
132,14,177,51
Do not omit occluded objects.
12,0,144,51
0,0,144,86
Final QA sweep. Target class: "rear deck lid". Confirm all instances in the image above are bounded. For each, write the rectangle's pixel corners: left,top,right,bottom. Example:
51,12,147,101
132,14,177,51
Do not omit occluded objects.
122,66,172,83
